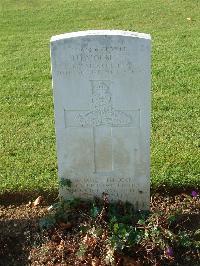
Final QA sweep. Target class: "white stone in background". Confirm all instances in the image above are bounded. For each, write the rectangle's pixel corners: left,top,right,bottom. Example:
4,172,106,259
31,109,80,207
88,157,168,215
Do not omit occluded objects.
50,30,151,210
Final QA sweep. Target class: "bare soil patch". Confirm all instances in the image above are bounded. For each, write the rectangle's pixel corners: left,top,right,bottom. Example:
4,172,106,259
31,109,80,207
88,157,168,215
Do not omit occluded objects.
0,192,199,266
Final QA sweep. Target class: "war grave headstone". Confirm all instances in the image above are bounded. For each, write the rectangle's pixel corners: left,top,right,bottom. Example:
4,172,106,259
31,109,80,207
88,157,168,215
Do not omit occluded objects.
50,30,151,210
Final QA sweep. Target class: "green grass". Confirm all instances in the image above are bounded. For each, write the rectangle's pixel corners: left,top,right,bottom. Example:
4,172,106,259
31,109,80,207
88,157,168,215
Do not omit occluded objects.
0,0,199,195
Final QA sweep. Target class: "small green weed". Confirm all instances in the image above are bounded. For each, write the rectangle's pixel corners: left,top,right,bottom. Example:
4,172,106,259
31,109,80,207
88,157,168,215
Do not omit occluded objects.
59,178,72,189
39,197,81,229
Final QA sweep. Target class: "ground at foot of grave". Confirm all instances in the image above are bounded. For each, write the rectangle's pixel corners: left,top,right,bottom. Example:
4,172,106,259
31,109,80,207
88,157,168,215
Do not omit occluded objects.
0,192,200,266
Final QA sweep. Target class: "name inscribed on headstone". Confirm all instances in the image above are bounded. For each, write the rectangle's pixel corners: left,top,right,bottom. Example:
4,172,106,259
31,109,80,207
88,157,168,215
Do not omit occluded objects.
55,46,143,76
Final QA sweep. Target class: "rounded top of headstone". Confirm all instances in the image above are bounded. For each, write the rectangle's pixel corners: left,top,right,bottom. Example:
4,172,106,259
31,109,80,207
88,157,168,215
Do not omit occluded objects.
50,30,151,43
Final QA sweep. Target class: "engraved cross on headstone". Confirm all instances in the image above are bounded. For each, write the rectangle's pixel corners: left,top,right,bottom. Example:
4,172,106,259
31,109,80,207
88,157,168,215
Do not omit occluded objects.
64,80,139,173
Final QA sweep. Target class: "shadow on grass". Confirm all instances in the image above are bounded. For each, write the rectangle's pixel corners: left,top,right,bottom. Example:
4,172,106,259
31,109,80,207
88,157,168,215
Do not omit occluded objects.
151,185,199,196
0,189,58,207
1,185,199,206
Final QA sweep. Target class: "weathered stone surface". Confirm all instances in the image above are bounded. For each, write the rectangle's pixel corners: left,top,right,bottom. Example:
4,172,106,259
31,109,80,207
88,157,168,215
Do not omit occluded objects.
51,30,151,209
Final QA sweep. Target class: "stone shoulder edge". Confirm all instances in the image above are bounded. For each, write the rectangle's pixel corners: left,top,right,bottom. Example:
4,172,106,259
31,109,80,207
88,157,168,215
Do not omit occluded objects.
50,30,151,43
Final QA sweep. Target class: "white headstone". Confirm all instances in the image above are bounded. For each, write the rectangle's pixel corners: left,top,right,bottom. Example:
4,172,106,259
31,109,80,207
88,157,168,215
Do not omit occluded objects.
51,30,151,210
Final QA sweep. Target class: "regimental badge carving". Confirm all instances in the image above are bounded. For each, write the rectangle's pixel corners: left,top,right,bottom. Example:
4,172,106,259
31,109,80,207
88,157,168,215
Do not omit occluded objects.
77,80,133,127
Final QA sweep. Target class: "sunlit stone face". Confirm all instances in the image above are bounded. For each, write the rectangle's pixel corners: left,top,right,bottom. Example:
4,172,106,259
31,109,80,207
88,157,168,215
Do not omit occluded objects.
51,30,151,210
